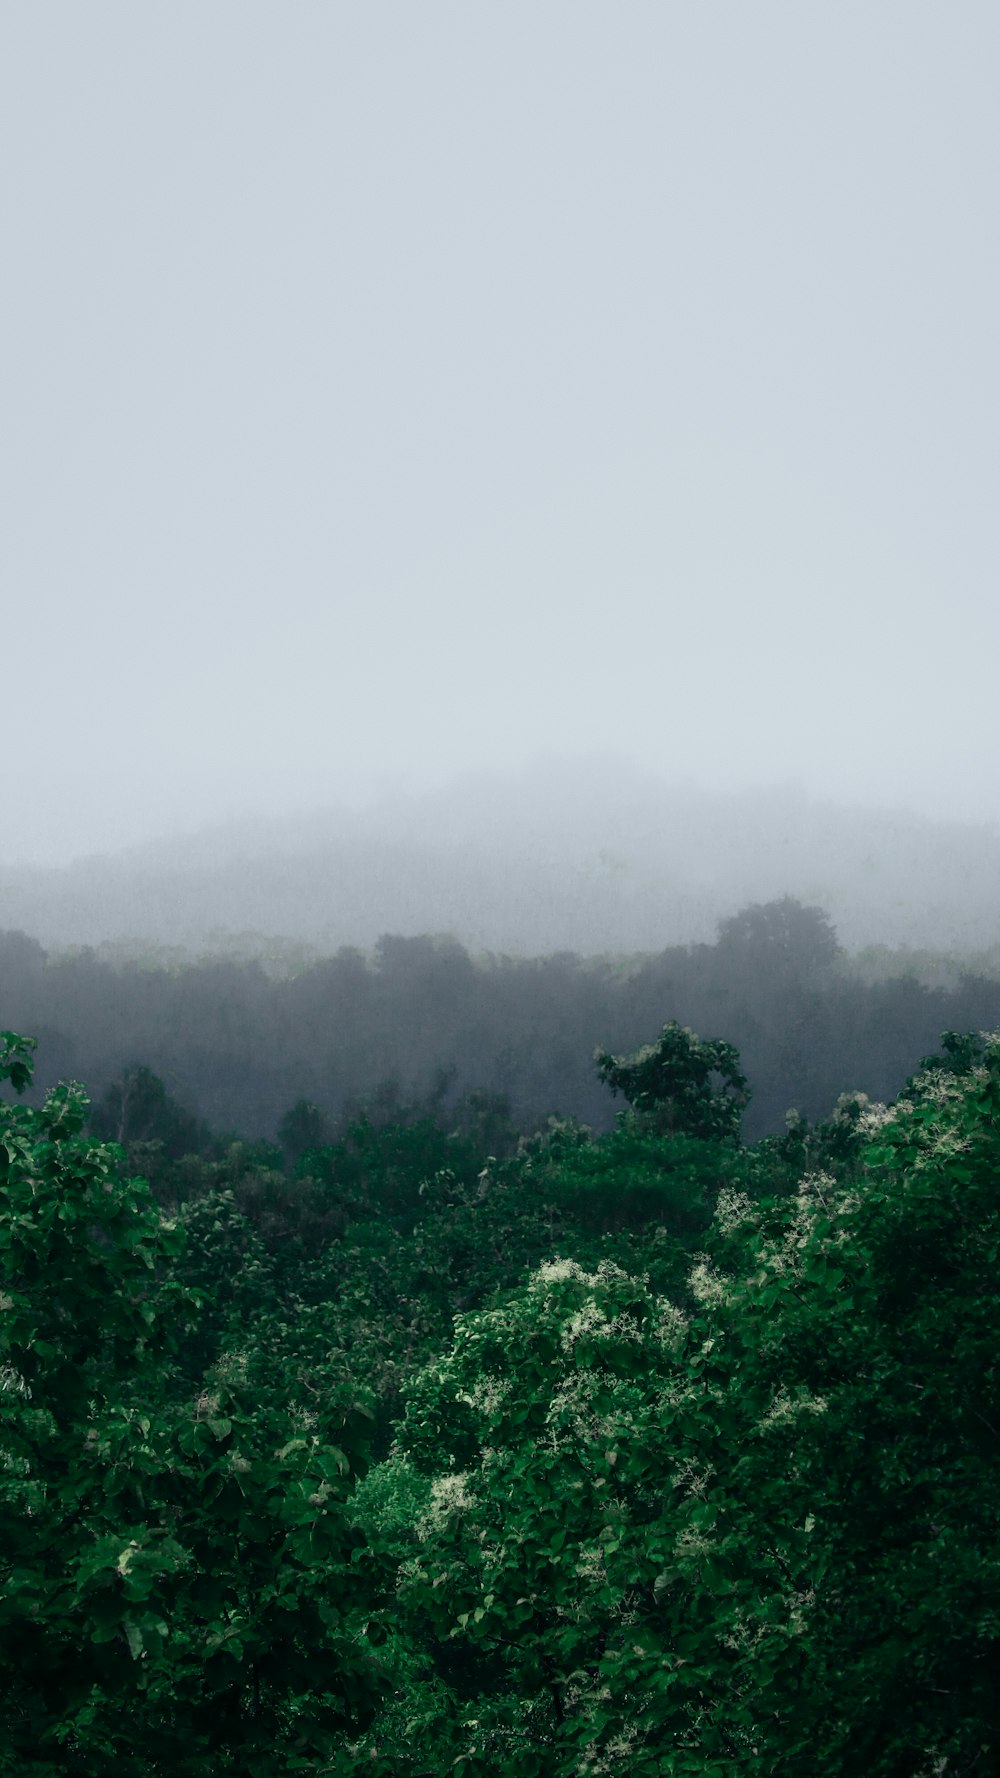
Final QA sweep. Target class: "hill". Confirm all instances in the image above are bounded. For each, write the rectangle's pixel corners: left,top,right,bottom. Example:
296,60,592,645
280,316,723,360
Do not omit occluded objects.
3,764,1000,961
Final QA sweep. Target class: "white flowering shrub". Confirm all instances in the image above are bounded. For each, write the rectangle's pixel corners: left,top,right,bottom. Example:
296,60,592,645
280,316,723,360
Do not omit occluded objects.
348,1031,1000,1778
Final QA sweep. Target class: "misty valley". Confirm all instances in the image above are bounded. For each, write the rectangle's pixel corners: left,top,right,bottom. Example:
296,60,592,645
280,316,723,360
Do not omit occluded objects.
3,878,1000,1774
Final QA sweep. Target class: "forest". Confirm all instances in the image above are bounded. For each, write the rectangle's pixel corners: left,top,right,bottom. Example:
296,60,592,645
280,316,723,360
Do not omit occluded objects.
8,0,1000,1764
4,895,1000,1145
2,898,1000,1773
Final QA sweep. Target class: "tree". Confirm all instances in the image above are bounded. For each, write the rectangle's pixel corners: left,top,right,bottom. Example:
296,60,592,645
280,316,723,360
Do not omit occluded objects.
88,1064,211,1201
714,895,840,981
277,1098,331,1167
356,1257,687,1776
0,1033,383,1775
595,1021,749,1139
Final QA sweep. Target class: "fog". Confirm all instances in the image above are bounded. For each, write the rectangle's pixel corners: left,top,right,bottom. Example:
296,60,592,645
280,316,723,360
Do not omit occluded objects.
3,4,999,867
4,763,1000,964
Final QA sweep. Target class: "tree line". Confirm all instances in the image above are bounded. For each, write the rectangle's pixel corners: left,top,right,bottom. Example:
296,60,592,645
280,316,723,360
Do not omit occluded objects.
3,896,1000,1145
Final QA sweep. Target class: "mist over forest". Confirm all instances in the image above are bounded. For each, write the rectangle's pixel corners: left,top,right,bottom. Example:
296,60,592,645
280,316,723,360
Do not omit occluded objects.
7,775,1000,1769
3,763,1000,962
3,766,1000,1152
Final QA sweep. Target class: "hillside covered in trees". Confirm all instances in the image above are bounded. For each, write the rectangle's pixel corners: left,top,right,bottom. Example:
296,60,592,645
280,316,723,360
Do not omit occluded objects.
3,1001,999,1774
4,877,1000,1776
6,770,1000,961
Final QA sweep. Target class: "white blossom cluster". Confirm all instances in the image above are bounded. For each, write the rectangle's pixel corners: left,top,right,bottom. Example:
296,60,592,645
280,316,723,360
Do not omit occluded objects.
714,1187,754,1235
0,1362,28,1398
760,1384,828,1428
456,1373,510,1419
652,1297,689,1355
688,1257,730,1307
416,1470,477,1539
534,1256,586,1287
560,1297,609,1349
533,1257,634,1295
573,1540,608,1586
546,1371,637,1447
857,1099,892,1136
669,1459,715,1497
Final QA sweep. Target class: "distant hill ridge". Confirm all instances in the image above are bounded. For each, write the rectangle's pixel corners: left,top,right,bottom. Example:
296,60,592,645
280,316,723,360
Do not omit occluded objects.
2,763,999,956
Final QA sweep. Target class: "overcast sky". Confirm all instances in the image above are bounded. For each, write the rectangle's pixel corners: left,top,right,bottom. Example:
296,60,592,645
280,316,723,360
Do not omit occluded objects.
3,3,998,863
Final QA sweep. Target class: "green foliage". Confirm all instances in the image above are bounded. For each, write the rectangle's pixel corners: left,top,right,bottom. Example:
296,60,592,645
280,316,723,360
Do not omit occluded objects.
595,1020,750,1140
0,1030,37,1095
9,995,1000,1777
359,1034,1000,1775
277,1097,332,1167
355,1258,694,1773
761,1087,874,1182
508,1117,745,1296
304,1109,487,1227
88,1063,210,1166
0,1037,383,1773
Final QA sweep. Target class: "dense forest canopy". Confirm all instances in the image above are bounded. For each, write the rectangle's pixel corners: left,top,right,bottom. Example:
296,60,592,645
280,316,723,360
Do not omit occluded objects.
3,1000,999,1774
4,871,1000,1774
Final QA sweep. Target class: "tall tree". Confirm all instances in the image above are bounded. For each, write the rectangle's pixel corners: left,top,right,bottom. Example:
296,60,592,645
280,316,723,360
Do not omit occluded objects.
595,1020,750,1139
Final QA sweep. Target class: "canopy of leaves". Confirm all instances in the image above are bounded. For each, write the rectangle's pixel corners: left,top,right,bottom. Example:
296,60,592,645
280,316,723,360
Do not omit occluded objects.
355,1032,1000,1776
595,1020,750,1139
7,1005,1000,1777
0,1034,384,1774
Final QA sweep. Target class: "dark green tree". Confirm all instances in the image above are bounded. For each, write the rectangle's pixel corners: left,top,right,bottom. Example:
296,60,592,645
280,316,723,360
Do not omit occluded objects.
277,1097,332,1167
0,1034,383,1775
89,1063,209,1159
361,1028,1000,1777
595,1021,749,1139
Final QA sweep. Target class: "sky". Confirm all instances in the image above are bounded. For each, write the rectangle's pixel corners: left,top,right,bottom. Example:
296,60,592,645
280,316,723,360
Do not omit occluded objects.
3,2,999,864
